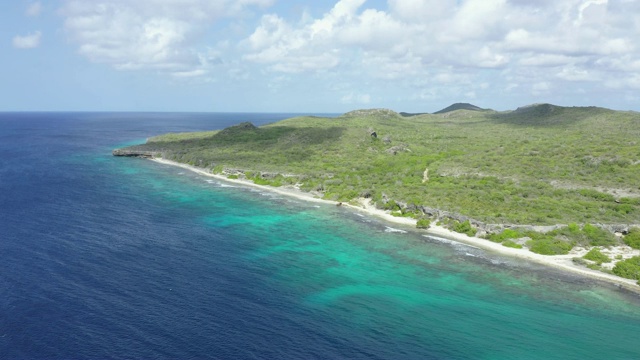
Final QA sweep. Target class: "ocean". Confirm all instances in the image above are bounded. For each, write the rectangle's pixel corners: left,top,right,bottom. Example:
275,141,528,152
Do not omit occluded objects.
1,112,640,359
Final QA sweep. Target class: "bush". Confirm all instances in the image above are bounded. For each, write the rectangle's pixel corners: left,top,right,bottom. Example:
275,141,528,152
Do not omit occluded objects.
551,223,618,247
582,223,618,247
527,237,573,255
583,248,610,264
502,240,523,249
452,220,476,237
587,263,602,271
623,227,640,249
612,256,640,280
383,200,401,211
416,218,431,229
550,224,580,238
212,164,224,174
487,228,523,243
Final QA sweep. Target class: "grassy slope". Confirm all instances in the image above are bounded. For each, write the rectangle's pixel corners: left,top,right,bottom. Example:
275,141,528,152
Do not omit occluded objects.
126,105,640,226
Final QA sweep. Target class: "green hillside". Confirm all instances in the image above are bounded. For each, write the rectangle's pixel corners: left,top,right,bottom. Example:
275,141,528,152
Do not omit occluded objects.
118,105,640,227
433,102,487,114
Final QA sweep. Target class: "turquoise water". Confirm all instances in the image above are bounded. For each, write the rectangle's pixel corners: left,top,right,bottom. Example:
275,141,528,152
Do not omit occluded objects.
3,112,639,359
136,158,640,359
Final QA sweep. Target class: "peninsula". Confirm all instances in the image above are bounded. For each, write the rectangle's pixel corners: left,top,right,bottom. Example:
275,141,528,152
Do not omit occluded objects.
114,104,640,288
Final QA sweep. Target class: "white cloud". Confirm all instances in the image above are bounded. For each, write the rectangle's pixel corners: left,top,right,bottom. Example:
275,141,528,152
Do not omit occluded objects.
388,0,455,21
13,31,42,49
61,0,273,76
556,66,595,82
532,81,551,95
26,2,42,17
171,69,208,78
55,0,640,109
238,0,640,107
340,92,370,104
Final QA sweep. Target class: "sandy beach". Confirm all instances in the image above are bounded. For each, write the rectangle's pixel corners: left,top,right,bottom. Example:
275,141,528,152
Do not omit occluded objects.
151,157,640,292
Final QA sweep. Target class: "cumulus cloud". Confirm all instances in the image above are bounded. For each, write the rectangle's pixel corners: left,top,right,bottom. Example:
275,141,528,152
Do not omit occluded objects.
13,31,42,49
241,0,640,102
340,92,371,104
56,0,640,107
60,0,273,76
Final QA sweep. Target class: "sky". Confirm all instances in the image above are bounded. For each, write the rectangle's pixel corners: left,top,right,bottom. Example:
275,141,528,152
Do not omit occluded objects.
2,0,640,113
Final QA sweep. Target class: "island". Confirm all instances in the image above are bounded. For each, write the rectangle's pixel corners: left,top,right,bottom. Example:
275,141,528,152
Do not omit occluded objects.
114,104,640,289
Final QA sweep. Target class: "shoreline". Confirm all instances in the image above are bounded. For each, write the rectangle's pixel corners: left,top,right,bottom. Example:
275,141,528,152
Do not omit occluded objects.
150,157,640,293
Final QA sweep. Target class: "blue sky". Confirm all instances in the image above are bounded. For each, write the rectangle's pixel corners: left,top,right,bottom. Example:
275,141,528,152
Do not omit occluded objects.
2,0,640,113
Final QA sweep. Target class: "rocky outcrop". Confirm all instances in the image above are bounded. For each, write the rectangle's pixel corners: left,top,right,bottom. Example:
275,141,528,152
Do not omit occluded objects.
112,149,160,158
218,122,257,136
385,145,410,155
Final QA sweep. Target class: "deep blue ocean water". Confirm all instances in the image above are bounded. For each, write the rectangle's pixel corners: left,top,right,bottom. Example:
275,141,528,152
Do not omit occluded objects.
2,112,640,359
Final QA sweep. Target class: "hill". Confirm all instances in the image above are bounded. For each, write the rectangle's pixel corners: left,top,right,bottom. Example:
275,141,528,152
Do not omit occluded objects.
433,102,486,114
115,104,640,229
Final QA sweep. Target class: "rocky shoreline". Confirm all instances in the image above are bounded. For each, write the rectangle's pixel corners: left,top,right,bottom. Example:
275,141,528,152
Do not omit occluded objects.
113,148,638,237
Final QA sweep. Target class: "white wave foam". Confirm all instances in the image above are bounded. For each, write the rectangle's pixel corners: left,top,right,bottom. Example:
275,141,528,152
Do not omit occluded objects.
424,235,481,250
425,235,456,245
385,227,407,234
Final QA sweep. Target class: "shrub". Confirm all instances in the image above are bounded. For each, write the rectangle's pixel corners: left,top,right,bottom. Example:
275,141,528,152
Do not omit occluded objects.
212,164,224,174
502,240,523,249
416,218,431,229
587,263,602,271
612,256,640,280
383,200,401,211
567,223,581,233
487,228,522,243
623,227,640,249
452,220,476,237
527,237,573,255
550,223,581,237
583,248,610,264
582,223,618,247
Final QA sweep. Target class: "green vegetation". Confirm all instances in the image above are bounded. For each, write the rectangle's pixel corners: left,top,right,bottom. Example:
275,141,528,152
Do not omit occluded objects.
581,224,618,246
432,102,487,114
486,228,524,243
612,256,640,280
623,227,640,249
547,223,619,247
118,105,640,226
526,237,574,255
583,248,611,264
501,240,523,249
484,223,620,251
450,220,476,237
416,218,431,229
483,228,525,248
